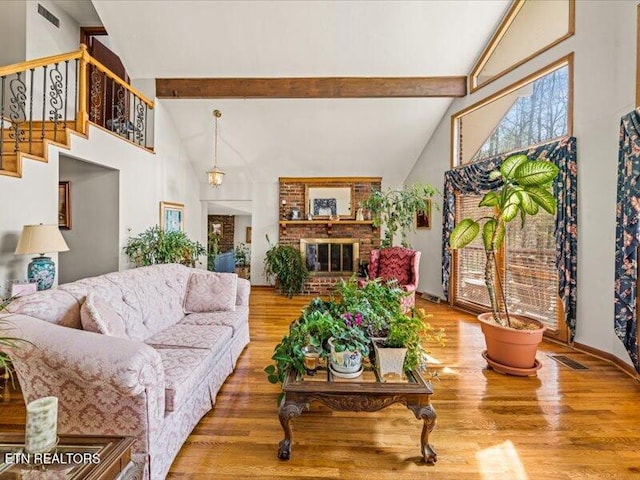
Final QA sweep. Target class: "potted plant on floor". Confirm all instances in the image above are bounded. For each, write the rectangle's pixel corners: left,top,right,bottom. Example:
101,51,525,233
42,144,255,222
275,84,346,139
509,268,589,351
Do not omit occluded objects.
124,226,206,267
362,182,436,248
264,236,309,298
448,154,560,376
234,243,251,279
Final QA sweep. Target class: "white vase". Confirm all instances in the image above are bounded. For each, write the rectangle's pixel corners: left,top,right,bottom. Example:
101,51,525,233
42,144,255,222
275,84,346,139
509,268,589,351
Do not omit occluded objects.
328,338,362,374
374,342,408,379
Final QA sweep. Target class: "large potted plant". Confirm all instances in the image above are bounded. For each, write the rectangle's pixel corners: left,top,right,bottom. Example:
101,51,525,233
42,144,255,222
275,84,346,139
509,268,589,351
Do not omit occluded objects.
362,182,436,248
124,226,206,267
264,236,309,298
448,154,560,375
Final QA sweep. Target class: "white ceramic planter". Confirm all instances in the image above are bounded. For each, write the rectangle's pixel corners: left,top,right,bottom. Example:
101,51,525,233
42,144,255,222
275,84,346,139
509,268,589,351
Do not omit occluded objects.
374,341,407,379
328,338,362,374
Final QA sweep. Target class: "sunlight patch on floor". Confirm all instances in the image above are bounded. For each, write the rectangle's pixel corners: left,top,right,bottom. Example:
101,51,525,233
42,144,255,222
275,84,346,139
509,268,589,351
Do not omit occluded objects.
476,440,528,480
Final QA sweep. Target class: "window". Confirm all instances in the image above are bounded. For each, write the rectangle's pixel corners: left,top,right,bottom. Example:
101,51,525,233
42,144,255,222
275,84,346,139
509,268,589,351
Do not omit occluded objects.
453,55,573,167
470,0,574,92
453,192,563,338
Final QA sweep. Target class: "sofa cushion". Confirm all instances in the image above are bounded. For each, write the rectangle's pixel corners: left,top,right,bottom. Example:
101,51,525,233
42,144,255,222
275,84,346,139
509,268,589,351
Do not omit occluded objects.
157,345,233,412
6,289,80,328
145,324,232,350
180,306,249,335
184,272,237,313
80,292,129,339
59,275,149,341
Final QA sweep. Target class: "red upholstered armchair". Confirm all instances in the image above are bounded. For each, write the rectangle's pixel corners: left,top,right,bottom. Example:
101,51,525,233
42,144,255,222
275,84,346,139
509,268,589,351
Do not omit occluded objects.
367,247,421,312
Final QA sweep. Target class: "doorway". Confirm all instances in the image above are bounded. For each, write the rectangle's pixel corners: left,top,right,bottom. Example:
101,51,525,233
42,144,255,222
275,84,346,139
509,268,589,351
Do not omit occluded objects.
58,155,119,283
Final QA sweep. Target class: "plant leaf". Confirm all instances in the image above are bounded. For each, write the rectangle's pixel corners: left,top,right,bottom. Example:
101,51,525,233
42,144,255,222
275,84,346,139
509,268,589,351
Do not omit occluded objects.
501,202,519,222
449,219,480,249
267,375,279,384
488,170,502,181
479,191,498,207
525,186,557,214
264,365,276,374
516,190,538,215
500,154,528,179
482,219,496,251
514,160,560,186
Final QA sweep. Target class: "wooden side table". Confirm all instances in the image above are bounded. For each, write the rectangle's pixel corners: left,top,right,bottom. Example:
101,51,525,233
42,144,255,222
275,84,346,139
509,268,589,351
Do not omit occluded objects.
0,434,140,479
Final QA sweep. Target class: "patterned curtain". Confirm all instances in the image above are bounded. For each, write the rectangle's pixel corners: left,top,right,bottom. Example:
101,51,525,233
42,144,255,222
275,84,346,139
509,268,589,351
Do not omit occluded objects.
441,136,578,339
614,111,640,373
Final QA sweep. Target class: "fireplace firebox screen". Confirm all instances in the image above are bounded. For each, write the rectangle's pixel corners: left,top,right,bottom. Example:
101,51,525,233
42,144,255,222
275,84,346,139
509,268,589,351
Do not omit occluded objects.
300,238,360,275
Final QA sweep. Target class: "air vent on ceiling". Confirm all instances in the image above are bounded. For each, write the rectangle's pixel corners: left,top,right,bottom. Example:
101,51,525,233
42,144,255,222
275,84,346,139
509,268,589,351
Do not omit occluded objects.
37,4,60,28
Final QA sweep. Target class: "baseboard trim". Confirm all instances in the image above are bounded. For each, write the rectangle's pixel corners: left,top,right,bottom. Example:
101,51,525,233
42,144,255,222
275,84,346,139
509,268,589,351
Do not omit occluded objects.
571,341,639,381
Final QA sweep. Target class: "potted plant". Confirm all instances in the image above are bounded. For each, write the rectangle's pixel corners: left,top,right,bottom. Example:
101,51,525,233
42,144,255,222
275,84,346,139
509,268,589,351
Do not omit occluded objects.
234,243,250,279
448,154,560,375
124,226,206,267
362,182,436,248
327,313,370,376
373,308,445,378
207,224,221,271
264,236,309,298
0,296,29,387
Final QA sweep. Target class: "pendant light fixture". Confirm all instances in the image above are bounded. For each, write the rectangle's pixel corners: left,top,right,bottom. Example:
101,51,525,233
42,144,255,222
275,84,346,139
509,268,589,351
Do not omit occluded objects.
207,109,225,188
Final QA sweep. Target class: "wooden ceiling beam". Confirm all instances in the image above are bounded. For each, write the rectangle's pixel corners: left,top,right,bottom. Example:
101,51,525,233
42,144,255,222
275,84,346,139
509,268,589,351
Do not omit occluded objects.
155,76,467,99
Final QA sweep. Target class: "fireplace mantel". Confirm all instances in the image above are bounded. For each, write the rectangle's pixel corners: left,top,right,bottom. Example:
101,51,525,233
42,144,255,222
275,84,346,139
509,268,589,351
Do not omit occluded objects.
279,219,376,235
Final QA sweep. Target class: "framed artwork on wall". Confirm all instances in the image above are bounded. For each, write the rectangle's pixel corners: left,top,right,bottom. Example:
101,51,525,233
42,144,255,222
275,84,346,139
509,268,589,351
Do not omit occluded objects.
58,181,71,229
160,201,185,233
246,226,252,244
415,199,432,229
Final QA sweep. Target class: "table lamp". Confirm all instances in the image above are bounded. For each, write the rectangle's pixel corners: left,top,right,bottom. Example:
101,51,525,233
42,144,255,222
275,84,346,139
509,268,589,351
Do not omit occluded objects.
15,224,69,291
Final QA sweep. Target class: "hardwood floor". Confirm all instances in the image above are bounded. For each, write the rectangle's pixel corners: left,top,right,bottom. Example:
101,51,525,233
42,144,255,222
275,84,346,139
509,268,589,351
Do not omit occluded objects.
2,288,640,479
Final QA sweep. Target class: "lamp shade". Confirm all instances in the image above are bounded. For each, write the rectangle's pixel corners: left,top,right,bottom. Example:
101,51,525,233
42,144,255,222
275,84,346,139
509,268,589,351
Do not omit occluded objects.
15,224,69,255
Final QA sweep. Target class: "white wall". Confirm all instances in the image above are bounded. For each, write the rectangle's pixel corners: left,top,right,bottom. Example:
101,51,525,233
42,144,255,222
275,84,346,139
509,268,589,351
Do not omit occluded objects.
234,215,252,248
405,0,636,367
0,2,26,66
58,156,120,283
25,0,79,60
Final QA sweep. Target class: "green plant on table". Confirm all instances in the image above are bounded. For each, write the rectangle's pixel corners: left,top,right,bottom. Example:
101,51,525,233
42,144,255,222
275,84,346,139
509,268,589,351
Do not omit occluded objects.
448,154,559,329
382,308,445,370
0,296,30,384
263,236,309,298
362,182,437,248
331,276,406,337
124,226,206,268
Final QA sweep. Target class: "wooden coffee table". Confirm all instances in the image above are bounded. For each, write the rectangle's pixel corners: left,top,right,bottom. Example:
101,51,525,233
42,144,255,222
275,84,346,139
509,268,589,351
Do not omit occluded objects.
277,365,437,464
0,434,139,479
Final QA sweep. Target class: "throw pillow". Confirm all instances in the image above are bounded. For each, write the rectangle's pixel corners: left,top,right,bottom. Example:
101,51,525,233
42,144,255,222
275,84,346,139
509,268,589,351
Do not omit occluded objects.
184,272,237,313
80,292,129,339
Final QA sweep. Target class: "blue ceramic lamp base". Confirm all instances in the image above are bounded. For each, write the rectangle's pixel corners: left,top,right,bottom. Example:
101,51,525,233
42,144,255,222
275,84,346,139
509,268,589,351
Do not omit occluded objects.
28,255,56,291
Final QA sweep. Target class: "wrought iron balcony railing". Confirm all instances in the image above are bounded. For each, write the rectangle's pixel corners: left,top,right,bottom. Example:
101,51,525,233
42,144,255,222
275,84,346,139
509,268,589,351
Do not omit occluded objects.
0,45,154,174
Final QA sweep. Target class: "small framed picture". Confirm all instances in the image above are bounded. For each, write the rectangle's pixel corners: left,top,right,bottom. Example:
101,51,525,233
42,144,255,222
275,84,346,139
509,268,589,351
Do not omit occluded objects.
246,226,252,244
415,199,432,229
211,223,223,236
160,201,185,233
58,181,71,229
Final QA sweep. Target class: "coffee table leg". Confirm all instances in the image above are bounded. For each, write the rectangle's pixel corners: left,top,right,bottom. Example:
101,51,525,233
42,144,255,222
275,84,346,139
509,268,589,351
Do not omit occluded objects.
278,401,305,460
408,403,437,464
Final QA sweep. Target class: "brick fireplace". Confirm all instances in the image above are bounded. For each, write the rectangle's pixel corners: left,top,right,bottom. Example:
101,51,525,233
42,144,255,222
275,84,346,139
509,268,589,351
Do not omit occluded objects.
278,177,381,295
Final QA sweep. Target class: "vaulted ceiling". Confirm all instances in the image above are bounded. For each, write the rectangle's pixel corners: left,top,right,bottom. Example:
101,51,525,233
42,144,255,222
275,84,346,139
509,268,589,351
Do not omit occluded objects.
90,0,509,192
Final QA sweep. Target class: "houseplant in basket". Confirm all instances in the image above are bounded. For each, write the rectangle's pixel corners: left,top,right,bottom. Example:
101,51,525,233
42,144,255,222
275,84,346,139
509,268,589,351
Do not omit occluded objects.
264,236,309,298
448,154,560,376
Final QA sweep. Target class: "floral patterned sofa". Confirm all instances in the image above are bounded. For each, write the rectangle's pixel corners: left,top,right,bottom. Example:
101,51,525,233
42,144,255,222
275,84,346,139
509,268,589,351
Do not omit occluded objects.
5,264,250,479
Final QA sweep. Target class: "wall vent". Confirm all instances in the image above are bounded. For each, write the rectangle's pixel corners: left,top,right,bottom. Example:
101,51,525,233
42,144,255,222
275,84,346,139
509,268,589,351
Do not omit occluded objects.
421,292,441,304
37,4,60,28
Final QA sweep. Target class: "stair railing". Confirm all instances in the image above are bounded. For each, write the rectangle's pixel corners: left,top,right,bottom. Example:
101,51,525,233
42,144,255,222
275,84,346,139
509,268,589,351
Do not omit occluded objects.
0,44,154,172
